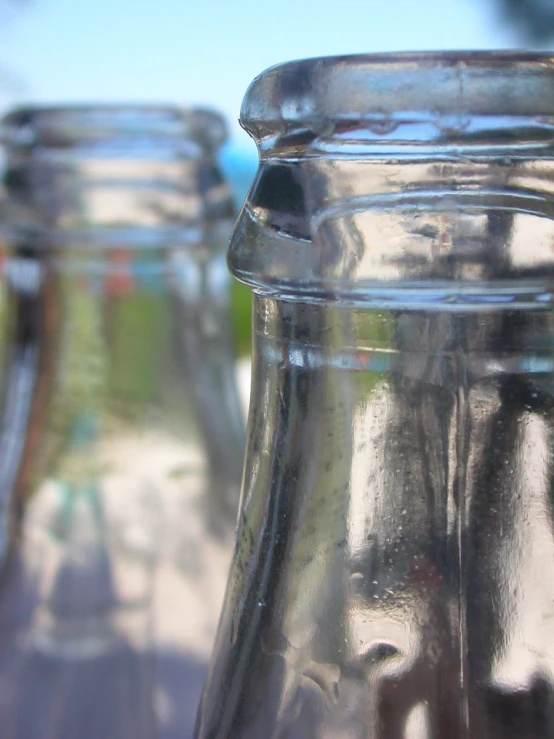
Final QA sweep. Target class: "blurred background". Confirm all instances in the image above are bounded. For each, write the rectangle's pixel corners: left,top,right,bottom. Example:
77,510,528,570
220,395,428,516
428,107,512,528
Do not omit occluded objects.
0,0,552,352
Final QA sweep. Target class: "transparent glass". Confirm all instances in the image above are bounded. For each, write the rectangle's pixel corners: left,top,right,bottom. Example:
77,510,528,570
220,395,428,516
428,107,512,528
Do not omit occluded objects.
196,52,554,738
0,105,244,738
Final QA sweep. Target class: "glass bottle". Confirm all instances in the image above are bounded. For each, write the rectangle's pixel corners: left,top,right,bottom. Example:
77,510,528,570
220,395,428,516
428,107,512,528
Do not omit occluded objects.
0,104,244,738
195,52,554,738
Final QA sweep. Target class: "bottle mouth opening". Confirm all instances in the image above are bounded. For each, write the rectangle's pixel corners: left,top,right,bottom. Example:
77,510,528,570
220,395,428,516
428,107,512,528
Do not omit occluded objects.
240,51,554,149
1,105,228,152
230,53,554,307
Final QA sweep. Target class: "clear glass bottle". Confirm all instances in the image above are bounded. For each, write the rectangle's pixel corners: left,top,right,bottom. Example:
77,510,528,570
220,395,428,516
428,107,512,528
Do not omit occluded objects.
195,52,554,738
0,104,244,738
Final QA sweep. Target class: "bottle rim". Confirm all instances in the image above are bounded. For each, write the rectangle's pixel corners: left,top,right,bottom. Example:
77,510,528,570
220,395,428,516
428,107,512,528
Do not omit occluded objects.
240,51,554,147
229,52,554,307
1,104,228,152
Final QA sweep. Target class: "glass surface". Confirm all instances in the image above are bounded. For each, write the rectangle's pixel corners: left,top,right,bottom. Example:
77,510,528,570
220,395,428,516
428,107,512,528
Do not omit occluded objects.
196,52,554,737
0,105,245,738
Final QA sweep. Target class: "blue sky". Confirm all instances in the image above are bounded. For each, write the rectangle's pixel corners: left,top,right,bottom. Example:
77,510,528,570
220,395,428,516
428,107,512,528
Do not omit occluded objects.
1,0,521,145
0,0,528,199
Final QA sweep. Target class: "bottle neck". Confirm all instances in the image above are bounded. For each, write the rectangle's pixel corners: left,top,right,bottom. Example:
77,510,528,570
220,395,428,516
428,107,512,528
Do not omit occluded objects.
1,105,233,251
231,53,554,309
231,147,554,310
252,294,554,388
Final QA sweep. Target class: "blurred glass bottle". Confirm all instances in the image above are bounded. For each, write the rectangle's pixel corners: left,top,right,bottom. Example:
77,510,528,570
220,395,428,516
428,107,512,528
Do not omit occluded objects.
0,104,244,738
196,53,554,738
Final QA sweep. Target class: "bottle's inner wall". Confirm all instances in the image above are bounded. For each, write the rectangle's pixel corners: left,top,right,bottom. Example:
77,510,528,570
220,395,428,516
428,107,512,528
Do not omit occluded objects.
208,293,554,737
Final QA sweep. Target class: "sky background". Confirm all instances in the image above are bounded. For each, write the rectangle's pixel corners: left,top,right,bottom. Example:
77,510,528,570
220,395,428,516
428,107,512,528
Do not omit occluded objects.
0,0,537,195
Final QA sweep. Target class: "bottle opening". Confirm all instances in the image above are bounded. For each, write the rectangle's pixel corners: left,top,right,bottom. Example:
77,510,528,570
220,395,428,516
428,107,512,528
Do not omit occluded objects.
1,105,228,152
240,51,554,149
1,105,233,251
230,52,554,309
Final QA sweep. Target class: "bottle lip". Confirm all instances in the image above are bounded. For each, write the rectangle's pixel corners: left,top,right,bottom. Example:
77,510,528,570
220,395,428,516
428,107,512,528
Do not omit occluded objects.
240,51,554,145
1,104,228,152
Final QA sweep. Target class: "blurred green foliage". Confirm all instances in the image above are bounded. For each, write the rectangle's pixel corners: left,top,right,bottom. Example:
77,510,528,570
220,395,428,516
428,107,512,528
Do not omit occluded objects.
230,277,252,357
108,293,167,401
